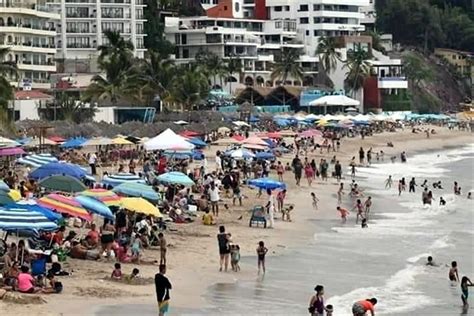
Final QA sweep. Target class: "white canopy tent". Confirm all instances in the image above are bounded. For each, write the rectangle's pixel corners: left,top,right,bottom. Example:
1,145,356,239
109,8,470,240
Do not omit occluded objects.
144,128,195,151
309,95,360,114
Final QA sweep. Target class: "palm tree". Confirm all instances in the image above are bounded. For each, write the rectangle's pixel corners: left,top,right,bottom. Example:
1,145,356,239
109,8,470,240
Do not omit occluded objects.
97,30,134,67
225,57,242,93
270,47,303,84
344,45,373,97
49,92,96,123
139,50,175,100
316,37,341,74
168,65,209,111
0,47,18,126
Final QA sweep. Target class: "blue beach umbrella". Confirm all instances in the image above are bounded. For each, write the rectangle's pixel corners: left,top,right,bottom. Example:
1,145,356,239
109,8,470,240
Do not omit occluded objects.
60,137,87,148
102,173,146,188
186,138,207,148
156,171,194,186
255,152,275,160
29,162,89,180
17,153,58,168
0,207,58,232
6,202,62,222
113,182,160,201
74,195,114,220
0,180,9,192
248,177,286,190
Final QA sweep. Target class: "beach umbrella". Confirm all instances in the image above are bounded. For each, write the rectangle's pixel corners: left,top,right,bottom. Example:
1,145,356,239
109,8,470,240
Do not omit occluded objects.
29,162,89,180
48,136,65,143
120,198,162,217
144,128,195,151
266,132,282,139
39,175,87,193
186,137,207,148
255,152,275,160
102,173,146,188
8,201,62,221
248,177,286,190
232,135,245,141
179,130,200,137
22,138,57,147
83,137,113,146
0,208,58,232
17,153,58,168
60,137,87,148
74,195,114,220
242,143,267,150
0,180,9,192
230,148,255,159
38,194,92,221
156,171,195,186
111,136,133,145
0,136,20,148
299,129,323,137
79,189,122,207
242,136,269,146
0,191,15,205
112,182,160,201
0,147,25,156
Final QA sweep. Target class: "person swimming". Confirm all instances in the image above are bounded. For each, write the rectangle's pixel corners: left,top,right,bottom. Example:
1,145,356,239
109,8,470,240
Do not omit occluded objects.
439,197,446,206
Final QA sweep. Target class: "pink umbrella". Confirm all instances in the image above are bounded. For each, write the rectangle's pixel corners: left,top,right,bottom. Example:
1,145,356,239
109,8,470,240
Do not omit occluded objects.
0,147,25,156
298,129,323,138
242,136,269,146
266,132,282,139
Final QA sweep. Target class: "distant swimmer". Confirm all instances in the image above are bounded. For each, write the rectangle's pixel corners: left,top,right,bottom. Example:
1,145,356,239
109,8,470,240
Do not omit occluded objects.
422,188,429,204
352,298,377,316
468,192,472,199
409,177,417,193
439,197,446,206
385,175,393,189
420,179,428,188
426,256,438,267
336,206,349,224
461,276,474,308
433,181,443,189
454,182,461,195
398,180,403,196
401,151,407,163
449,261,460,283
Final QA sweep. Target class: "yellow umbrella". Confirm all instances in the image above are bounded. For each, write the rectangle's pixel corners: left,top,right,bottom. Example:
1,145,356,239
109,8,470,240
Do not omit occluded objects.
120,197,162,217
112,137,133,145
317,119,328,127
8,190,21,201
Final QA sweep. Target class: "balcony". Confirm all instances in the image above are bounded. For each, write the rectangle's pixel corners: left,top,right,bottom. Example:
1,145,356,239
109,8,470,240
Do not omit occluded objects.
0,4,60,18
66,13,96,18
101,0,131,4
0,24,57,36
17,61,56,72
2,41,56,53
66,0,96,3
66,28,93,34
102,13,131,19
378,77,408,89
66,43,96,48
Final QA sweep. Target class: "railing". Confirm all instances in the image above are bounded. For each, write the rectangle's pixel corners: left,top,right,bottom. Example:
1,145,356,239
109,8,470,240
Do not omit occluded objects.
102,13,131,18
3,23,56,32
20,61,55,66
66,43,96,48
101,0,131,3
66,0,96,3
0,3,54,13
66,13,95,18
66,28,91,33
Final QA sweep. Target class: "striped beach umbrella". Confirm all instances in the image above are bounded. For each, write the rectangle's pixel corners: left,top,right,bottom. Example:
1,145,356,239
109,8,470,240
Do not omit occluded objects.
8,201,62,221
17,153,58,168
102,173,146,188
0,208,58,232
156,171,194,186
112,182,160,201
79,189,122,207
38,193,92,221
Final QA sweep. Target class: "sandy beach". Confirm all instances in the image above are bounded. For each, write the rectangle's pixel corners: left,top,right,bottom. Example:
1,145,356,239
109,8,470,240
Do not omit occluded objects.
1,126,472,316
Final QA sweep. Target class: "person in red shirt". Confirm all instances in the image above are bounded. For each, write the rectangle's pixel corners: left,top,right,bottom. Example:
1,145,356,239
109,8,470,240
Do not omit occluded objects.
52,226,66,245
352,298,377,316
86,223,100,247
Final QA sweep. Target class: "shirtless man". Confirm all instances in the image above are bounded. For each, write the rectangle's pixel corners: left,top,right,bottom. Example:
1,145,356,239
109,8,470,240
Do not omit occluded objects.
385,175,393,189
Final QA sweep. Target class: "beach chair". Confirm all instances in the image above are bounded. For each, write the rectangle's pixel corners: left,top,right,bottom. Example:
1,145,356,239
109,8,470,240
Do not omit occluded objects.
249,206,267,228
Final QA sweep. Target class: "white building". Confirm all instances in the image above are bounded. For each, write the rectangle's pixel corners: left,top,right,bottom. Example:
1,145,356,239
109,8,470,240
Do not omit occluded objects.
48,0,146,64
165,15,319,89
0,0,59,89
360,0,375,30
266,0,369,56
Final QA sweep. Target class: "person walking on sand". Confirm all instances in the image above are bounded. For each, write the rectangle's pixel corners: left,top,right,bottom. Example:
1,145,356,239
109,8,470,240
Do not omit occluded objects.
334,160,342,182
158,233,167,265
352,298,377,316
385,175,393,189
217,226,230,272
409,177,417,193
256,241,268,275
276,161,285,182
155,264,172,316
276,189,286,213
292,156,303,186
337,183,345,205
308,285,327,316
461,276,474,308
208,182,220,217
305,163,314,187
265,189,275,228
353,199,364,224
359,147,365,164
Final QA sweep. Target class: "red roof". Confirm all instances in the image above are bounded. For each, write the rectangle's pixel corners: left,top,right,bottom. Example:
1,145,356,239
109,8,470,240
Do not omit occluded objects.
15,90,53,100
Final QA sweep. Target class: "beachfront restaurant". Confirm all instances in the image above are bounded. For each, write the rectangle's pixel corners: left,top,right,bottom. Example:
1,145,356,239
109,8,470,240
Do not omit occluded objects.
300,89,361,114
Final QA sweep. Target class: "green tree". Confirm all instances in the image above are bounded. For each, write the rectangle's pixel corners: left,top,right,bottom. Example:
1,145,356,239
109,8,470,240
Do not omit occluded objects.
195,49,226,88
344,46,373,95
270,48,303,84
46,92,97,123
225,57,242,93
316,37,341,74
97,30,134,67
168,65,209,110
403,53,433,87
0,47,17,126
139,50,175,101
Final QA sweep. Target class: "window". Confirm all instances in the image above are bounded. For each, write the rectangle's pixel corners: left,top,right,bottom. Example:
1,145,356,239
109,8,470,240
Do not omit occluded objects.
305,30,309,36
313,17,321,23
299,17,309,24
182,49,189,58
313,30,322,37
299,4,308,11
102,22,124,33
284,6,289,11
66,7,89,18
181,34,187,44
66,22,89,33
66,37,90,48
274,6,282,12
235,2,239,12
313,4,320,11
136,23,143,34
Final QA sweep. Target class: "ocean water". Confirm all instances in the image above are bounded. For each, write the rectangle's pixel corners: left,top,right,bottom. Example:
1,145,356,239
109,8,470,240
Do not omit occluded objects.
200,144,474,316
97,145,474,315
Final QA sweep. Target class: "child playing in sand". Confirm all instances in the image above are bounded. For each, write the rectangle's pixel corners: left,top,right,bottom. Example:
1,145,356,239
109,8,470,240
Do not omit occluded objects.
43,273,63,294
256,241,268,275
336,206,349,224
230,244,241,272
282,205,294,222
311,192,319,210
125,268,140,282
111,263,122,280
131,233,143,264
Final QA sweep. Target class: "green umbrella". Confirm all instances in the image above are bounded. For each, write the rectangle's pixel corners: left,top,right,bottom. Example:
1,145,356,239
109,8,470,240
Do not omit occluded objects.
0,191,15,205
39,175,87,193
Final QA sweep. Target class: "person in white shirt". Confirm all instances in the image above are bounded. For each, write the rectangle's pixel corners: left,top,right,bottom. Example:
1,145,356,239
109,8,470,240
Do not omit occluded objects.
265,189,275,228
208,182,220,216
88,152,97,175
215,153,222,173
